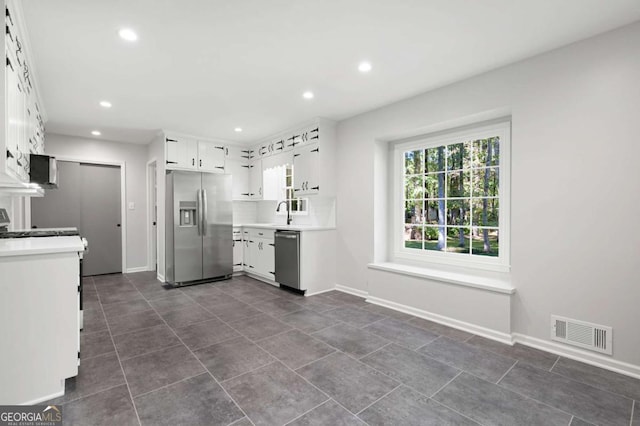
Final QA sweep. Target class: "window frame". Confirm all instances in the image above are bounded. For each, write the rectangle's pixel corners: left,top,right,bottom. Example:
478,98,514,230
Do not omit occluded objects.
275,163,308,216
392,121,511,272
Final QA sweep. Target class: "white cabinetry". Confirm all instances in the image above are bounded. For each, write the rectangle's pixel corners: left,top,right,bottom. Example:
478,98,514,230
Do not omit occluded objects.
249,160,262,200
232,228,243,272
0,243,83,404
1,0,46,189
243,228,275,280
197,141,226,172
293,143,320,196
165,136,198,170
165,135,226,173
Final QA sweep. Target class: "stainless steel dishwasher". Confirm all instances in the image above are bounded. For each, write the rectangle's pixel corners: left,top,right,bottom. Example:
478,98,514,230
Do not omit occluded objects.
275,230,300,289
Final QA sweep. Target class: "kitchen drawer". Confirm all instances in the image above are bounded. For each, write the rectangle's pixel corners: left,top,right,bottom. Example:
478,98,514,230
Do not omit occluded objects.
246,228,274,241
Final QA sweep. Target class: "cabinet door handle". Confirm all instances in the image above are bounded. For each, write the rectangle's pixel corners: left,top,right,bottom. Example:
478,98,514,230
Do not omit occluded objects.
215,146,225,150
311,147,319,153
241,165,250,169
311,186,319,190
269,271,275,275
192,158,195,166
241,193,250,196
310,127,319,133
269,243,275,247
294,154,300,157
250,193,255,196
166,160,177,164
215,166,225,170
310,135,319,140
166,138,178,143
294,188,300,192
225,147,229,156
199,159,202,167
259,187,262,195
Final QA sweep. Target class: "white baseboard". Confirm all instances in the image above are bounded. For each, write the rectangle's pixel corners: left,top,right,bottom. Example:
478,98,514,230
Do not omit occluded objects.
332,284,640,379
306,288,336,297
125,266,149,273
366,295,513,345
335,284,369,298
157,272,165,283
512,333,640,380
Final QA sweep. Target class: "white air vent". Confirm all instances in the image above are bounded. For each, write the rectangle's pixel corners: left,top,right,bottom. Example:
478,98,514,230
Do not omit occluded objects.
551,315,612,355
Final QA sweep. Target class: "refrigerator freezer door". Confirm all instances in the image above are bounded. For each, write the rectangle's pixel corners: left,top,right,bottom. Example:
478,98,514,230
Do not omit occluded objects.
166,171,203,284
202,173,233,280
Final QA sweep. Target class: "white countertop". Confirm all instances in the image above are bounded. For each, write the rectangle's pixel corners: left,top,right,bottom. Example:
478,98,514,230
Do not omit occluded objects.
233,223,336,231
0,236,85,257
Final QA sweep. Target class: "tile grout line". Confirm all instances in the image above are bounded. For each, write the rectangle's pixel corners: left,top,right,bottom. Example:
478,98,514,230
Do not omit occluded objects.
220,361,279,384
132,371,211,399
355,383,403,416
630,400,635,426
430,370,463,398
496,360,518,385
568,415,574,426
549,355,561,371
95,285,143,426
48,382,128,407
130,277,258,426
282,399,333,426
429,399,483,425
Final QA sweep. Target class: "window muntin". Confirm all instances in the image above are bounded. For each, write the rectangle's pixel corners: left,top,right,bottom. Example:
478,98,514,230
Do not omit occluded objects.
396,122,509,270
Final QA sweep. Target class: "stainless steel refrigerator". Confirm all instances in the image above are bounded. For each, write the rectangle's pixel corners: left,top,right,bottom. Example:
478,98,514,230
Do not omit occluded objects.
165,171,232,285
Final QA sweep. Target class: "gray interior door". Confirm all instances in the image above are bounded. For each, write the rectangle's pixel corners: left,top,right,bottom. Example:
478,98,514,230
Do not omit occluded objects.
31,161,122,276
80,163,122,276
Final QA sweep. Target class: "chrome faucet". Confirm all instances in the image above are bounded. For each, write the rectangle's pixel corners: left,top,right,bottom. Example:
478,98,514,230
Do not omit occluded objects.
276,201,292,225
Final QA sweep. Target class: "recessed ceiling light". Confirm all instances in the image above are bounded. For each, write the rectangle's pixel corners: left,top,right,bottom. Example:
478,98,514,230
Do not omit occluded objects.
118,28,138,42
91,130,101,136
234,127,243,132
99,100,112,108
358,61,372,73
302,91,314,100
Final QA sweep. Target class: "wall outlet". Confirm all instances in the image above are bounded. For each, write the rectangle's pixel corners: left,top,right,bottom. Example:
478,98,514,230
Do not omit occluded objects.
128,202,135,210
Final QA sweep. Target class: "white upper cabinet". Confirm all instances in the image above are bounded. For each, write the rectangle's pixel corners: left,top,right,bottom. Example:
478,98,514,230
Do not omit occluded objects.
226,145,252,162
165,137,227,172
165,136,198,170
297,124,320,147
249,160,262,200
197,141,225,173
227,159,251,200
293,142,320,196
1,0,46,188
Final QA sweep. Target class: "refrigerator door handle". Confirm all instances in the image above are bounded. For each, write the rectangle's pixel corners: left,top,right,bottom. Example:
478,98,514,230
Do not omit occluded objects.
202,189,208,236
196,189,203,236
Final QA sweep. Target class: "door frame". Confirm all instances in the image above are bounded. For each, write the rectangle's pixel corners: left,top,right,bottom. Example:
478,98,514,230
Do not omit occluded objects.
48,155,127,273
146,158,158,272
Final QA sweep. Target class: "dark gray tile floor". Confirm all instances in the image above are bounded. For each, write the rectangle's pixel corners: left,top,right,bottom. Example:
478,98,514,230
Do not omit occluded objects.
49,272,640,425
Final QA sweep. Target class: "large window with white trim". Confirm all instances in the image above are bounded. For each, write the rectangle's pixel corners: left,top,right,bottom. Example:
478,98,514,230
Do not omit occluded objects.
394,121,510,270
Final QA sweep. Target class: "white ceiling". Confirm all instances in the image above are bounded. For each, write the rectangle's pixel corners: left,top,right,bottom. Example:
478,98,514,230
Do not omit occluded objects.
21,0,640,145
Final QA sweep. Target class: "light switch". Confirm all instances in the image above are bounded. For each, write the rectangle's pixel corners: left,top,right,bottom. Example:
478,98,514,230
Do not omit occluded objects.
128,202,135,210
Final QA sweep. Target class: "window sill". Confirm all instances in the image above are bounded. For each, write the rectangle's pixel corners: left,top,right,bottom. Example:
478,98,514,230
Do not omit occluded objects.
367,262,515,295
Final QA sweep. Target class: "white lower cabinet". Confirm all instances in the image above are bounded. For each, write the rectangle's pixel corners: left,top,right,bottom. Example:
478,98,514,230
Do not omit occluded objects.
242,228,275,280
232,228,243,272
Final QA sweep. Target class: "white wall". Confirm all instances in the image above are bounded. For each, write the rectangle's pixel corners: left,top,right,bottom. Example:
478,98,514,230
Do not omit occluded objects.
148,135,165,279
45,133,149,271
336,23,640,366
